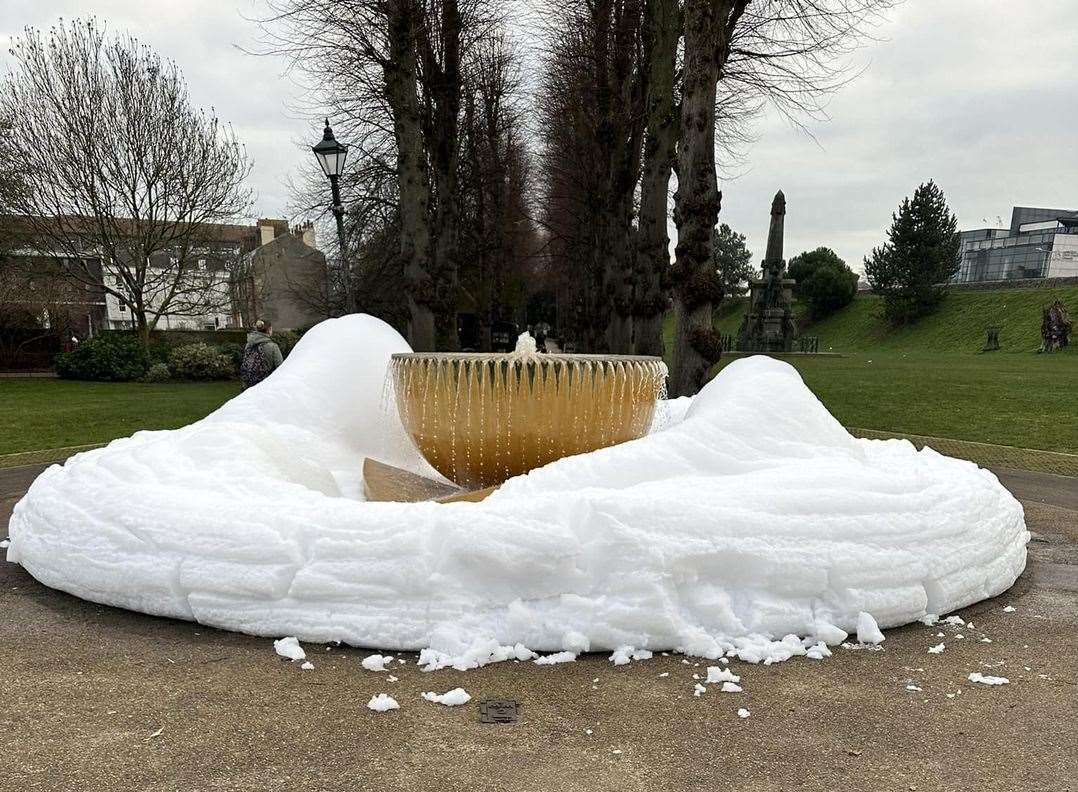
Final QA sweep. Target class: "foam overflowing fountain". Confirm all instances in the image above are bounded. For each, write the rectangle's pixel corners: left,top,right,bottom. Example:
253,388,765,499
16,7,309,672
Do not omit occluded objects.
5,315,1028,661
389,333,668,489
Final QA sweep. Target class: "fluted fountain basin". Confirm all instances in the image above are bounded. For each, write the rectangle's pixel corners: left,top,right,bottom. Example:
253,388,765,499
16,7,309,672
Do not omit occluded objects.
390,351,668,489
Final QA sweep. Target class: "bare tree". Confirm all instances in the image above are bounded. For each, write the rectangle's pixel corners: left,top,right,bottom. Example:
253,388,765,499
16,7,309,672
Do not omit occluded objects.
666,0,749,396
457,32,538,348
666,0,895,394
0,20,253,352
535,0,649,353
259,0,499,351
633,0,680,357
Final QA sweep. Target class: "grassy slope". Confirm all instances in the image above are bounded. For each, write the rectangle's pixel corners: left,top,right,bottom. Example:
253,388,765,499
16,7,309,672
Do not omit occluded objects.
0,379,241,456
807,286,1078,353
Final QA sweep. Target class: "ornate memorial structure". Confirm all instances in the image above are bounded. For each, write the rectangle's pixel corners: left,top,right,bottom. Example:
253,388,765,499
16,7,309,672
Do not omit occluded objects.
737,191,797,353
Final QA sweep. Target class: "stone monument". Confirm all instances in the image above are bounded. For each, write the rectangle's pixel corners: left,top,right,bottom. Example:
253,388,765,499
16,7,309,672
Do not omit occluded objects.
737,190,797,353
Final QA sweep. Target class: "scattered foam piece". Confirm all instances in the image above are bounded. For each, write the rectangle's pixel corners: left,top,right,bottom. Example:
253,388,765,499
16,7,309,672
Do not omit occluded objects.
737,708,751,719
362,654,393,672
535,651,576,665
418,640,532,672
857,612,885,645
814,622,849,645
273,637,306,662
422,688,471,707
928,643,945,654
942,616,967,627
300,661,314,670
693,683,706,697
968,672,1009,686
610,647,653,666
720,682,742,693
367,694,400,712
706,667,740,684
805,642,832,660
1003,606,1016,613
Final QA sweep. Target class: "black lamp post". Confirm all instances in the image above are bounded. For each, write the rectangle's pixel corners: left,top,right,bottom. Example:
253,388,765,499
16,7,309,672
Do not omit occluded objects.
312,119,355,313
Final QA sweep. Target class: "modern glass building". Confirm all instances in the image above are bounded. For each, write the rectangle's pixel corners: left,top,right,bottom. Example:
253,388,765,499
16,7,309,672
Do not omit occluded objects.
954,206,1078,283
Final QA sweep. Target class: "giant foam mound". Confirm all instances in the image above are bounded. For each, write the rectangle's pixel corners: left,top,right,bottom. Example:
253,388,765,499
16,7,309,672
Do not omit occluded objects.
6,315,1028,662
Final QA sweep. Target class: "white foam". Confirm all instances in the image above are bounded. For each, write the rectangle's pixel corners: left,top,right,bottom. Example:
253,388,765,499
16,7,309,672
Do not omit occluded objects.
273,636,305,662
6,315,1029,665
367,693,400,712
422,688,471,706
857,612,886,645
361,654,393,672
968,672,1009,686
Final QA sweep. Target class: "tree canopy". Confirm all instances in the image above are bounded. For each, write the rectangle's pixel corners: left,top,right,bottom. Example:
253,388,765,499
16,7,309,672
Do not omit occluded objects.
787,246,858,318
711,223,755,298
864,181,960,326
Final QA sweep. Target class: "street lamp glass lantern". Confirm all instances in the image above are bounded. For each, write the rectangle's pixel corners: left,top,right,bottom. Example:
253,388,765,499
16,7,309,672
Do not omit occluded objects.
312,119,348,178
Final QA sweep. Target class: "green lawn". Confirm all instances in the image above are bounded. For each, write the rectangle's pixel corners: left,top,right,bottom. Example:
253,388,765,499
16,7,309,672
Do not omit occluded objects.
712,351,1078,454
657,286,1078,453
2,340,1076,458
0,379,241,456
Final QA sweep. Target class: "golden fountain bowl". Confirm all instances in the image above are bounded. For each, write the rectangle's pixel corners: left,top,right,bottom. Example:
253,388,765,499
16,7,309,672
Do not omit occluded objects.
390,351,668,490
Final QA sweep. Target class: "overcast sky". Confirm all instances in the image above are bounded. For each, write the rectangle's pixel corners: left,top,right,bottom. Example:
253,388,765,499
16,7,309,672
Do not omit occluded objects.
3,1,1077,271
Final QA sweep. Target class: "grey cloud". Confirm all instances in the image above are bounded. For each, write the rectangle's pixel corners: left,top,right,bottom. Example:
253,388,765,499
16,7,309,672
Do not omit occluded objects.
3,0,1076,270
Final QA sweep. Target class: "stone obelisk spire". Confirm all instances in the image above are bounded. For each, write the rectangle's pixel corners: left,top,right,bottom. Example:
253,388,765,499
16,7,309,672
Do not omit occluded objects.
763,190,786,267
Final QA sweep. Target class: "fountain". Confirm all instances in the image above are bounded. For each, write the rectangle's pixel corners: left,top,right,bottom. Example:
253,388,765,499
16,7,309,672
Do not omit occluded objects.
5,315,1029,665
385,333,668,492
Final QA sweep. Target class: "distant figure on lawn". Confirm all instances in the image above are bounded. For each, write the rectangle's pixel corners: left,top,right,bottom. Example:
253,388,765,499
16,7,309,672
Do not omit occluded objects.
241,319,284,387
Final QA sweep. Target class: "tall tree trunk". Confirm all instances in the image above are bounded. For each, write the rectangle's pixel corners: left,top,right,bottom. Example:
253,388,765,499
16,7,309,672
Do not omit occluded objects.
134,298,153,360
385,0,435,351
605,192,636,352
634,0,679,358
669,0,746,395
431,166,460,350
426,0,463,351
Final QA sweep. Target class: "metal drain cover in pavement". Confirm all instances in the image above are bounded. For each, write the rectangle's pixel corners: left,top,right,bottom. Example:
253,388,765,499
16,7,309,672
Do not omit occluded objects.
477,699,519,724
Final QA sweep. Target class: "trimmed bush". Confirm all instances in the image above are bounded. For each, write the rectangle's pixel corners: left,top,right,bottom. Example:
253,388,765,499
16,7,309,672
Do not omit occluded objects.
55,334,148,381
218,342,245,373
788,247,858,319
168,343,234,381
274,330,300,358
141,362,172,383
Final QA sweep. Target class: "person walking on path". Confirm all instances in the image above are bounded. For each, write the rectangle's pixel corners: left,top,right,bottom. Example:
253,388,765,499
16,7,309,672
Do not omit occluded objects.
240,319,284,387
